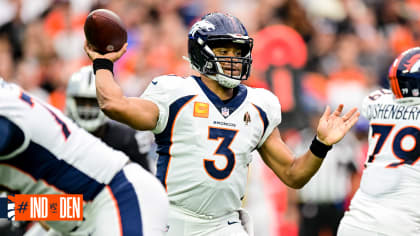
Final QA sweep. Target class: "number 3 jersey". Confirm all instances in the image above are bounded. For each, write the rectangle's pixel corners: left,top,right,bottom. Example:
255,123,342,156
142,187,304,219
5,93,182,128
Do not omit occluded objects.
341,89,420,235
141,75,281,218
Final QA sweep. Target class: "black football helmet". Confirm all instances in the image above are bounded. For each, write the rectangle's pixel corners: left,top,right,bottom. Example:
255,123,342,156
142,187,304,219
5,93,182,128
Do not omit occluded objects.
188,13,253,88
388,47,420,105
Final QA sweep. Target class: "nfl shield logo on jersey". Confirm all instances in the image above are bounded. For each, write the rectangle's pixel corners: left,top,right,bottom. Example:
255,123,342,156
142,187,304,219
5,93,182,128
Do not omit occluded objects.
221,107,230,117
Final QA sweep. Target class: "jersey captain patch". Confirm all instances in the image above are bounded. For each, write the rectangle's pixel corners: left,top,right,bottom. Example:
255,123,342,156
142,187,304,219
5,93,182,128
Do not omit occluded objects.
193,102,209,118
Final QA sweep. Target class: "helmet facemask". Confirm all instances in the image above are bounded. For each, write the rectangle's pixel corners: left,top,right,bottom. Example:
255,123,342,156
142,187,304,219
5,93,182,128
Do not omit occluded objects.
66,96,106,132
204,38,252,88
189,37,253,88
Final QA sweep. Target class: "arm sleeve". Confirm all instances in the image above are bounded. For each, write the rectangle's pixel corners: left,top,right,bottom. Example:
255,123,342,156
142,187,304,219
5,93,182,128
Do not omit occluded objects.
0,116,27,159
140,77,171,134
257,90,282,148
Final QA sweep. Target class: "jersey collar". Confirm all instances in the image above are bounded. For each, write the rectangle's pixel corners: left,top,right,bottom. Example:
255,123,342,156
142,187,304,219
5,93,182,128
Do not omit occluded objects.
192,76,247,118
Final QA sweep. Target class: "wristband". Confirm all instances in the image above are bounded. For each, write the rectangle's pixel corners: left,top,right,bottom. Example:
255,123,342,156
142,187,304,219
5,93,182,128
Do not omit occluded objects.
93,58,113,75
309,136,332,159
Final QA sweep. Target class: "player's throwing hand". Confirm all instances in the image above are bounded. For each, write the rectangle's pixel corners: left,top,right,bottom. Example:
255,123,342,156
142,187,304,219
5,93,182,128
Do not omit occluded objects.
84,41,128,62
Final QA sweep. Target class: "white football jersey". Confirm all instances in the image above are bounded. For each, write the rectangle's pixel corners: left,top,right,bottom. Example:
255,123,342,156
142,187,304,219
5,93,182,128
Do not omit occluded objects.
141,75,281,218
0,80,169,235
0,80,128,194
341,89,420,235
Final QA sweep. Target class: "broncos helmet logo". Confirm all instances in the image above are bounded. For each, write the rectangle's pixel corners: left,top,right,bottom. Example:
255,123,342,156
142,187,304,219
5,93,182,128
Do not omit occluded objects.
189,20,216,37
402,54,420,73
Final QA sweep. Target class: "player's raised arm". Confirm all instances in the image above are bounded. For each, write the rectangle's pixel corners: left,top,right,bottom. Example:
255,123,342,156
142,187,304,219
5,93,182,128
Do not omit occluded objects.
84,42,159,131
258,105,360,189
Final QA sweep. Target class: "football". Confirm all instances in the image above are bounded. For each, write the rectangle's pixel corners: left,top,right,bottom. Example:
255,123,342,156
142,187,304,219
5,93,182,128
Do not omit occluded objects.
84,9,127,54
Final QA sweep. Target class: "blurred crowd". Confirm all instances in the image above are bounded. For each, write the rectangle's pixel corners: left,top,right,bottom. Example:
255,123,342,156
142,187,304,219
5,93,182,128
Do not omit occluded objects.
0,0,419,235
1,0,420,122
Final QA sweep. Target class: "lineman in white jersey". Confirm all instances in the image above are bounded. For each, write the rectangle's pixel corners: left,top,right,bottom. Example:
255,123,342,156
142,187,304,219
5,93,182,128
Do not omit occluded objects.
0,79,168,236
85,12,359,236
338,47,420,236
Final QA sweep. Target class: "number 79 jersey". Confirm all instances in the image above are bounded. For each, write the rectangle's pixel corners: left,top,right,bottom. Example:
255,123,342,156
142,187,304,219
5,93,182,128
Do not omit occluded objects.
342,89,420,235
362,89,420,169
141,75,281,218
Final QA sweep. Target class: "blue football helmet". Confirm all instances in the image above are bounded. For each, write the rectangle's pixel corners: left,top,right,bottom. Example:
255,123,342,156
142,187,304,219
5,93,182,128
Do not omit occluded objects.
188,13,253,88
388,47,420,105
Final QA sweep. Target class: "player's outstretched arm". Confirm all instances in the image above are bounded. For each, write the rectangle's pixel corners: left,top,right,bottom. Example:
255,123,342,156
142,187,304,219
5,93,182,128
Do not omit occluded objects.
84,42,159,131
258,105,359,189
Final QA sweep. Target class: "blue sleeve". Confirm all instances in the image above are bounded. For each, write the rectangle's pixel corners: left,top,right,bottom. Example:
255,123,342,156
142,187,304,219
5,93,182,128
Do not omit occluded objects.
0,116,25,156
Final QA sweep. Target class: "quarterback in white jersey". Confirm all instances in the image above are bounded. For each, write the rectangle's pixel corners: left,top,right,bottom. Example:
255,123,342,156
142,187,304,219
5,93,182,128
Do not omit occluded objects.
0,79,168,236
338,47,420,236
85,12,359,236
141,74,280,218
